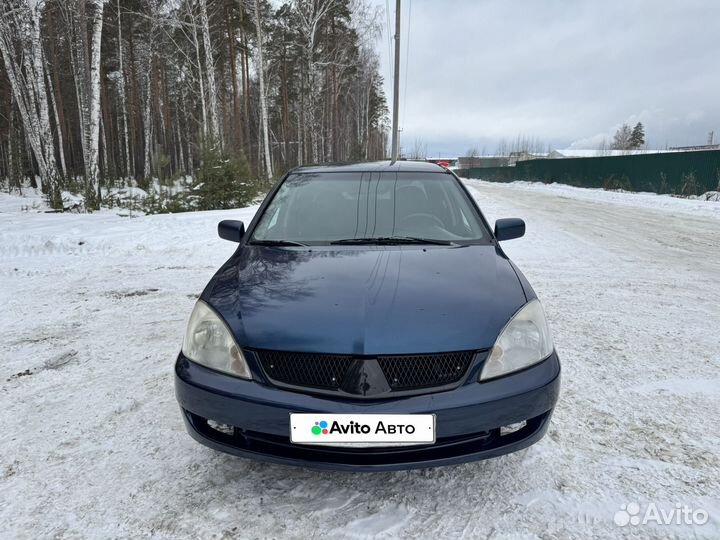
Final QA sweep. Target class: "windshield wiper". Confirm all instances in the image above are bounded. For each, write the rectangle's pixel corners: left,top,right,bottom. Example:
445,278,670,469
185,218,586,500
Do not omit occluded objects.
250,239,309,247
330,236,456,246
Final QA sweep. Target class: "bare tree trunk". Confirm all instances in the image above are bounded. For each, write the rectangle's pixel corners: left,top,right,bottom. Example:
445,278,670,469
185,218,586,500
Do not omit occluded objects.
137,2,162,179
101,64,115,178
8,86,15,184
189,7,208,144
47,12,70,175
116,0,132,179
63,0,106,200
29,3,57,191
240,6,252,165
280,38,290,169
294,0,336,164
297,106,303,166
100,114,108,180
226,8,242,152
127,23,137,177
297,64,305,166
153,62,166,148
254,0,273,179
327,21,336,162
143,69,153,179
180,85,194,172
0,0,60,197
175,120,185,176
307,51,318,163
199,0,220,146
87,0,105,198
45,55,67,178
364,74,372,159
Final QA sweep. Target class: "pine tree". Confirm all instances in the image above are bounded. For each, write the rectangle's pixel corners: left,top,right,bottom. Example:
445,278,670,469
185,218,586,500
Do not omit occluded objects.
629,122,645,149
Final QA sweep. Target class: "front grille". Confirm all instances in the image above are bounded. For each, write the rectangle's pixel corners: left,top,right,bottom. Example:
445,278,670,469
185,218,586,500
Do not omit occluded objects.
256,350,353,389
255,349,477,396
378,352,475,390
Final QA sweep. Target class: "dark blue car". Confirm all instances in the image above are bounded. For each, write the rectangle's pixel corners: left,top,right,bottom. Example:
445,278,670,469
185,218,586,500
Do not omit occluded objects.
175,161,560,471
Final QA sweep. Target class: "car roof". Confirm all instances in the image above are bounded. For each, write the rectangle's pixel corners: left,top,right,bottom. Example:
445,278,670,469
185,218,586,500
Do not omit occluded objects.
290,160,449,174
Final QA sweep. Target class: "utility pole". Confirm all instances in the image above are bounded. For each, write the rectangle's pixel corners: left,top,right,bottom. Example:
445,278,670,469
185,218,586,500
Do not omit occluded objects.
390,0,401,163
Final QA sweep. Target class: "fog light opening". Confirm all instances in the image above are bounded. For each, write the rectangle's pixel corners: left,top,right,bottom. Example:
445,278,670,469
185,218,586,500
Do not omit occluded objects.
207,419,234,436
500,420,527,436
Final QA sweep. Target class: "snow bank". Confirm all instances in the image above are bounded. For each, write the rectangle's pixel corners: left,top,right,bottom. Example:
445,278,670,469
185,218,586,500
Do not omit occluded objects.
0,188,47,214
462,178,720,221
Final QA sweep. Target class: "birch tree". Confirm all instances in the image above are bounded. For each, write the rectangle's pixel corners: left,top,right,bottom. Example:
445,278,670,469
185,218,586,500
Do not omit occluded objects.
62,0,107,201
140,1,161,180
253,0,273,179
115,0,132,179
44,50,67,178
87,0,106,194
293,0,336,163
0,0,61,199
198,0,220,146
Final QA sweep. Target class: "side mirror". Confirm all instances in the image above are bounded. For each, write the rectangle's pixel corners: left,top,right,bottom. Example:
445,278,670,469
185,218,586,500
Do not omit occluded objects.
218,220,245,242
494,218,525,241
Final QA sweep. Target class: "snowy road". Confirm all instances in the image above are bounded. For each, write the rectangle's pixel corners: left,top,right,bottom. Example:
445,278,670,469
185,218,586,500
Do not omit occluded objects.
1,181,719,539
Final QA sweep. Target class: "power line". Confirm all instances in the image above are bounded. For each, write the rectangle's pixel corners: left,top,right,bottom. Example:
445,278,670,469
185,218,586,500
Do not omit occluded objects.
385,0,393,72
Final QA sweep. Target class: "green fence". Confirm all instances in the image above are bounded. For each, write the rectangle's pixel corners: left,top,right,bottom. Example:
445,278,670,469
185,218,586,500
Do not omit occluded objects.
457,150,720,195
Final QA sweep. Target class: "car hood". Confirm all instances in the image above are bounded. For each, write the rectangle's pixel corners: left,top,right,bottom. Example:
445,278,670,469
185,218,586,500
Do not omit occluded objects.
205,245,527,355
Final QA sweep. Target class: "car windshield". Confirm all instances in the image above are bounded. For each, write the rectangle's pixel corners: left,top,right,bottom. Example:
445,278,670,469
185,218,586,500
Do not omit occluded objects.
251,171,488,245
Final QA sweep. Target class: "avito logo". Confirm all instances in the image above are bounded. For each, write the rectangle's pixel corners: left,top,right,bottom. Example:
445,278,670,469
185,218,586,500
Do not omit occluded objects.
311,419,416,435
311,420,329,435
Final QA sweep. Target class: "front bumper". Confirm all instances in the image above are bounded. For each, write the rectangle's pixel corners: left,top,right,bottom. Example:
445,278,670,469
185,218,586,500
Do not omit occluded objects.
174,352,561,471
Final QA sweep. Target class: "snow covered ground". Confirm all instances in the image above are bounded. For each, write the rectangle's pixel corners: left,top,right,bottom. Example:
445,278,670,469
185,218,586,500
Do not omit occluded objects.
1,180,719,539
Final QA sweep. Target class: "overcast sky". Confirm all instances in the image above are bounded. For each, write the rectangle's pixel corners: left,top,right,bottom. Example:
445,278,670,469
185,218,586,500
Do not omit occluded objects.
373,0,720,155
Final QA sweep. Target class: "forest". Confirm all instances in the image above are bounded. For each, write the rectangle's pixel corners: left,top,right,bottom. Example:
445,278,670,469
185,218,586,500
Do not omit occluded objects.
0,0,389,210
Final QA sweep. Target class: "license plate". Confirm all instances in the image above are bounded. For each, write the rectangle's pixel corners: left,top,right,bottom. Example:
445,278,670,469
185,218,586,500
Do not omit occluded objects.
290,413,435,446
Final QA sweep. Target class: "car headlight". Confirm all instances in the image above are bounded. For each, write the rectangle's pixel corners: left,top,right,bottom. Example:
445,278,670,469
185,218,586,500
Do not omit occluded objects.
182,300,251,379
480,299,553,381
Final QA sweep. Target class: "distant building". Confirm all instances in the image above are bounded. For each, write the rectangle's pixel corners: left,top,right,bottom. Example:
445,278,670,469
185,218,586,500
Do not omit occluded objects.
426,157,458,168
667,144,720,152
456,156,509,169
550,148,672,158
507,151,545,165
